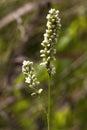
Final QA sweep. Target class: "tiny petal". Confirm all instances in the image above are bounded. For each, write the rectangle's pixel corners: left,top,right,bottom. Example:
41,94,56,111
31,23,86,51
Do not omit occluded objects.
29,84,33,88
32,74,36,79
31,92,36,96
56,10,59,14
51,67,56,75
47,43,50,47
47,56,51,61
47,50,50,54
25,77,31,84
52,56,56,61
22,66,25,73
38,88,43,94
32,82,35,86
49,8,55,14
53,49,56,54
40,62,46,67
40,54,45,57
41,42,45,47
46,14,50,19
44,33,48,37
47,22,52,28
52,19,55,22
36,81,40,85
40,50,44,53
23,60,28,66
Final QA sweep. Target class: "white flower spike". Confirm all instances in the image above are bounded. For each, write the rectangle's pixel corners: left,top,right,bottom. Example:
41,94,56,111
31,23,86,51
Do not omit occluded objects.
40,8,61,75
22,60,42,95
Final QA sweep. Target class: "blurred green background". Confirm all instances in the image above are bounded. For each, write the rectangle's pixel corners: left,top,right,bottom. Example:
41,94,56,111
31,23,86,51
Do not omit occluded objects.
0,0,87,130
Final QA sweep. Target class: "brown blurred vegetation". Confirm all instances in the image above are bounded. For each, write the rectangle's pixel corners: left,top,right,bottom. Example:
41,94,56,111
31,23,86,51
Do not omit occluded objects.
0,0,87,130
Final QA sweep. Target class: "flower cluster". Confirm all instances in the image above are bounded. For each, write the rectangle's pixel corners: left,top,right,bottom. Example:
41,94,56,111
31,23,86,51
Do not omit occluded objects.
22,60,43,95
40,8,61,75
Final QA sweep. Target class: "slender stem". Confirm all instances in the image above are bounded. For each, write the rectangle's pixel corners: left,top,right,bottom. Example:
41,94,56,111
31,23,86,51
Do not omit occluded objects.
47,74,51,130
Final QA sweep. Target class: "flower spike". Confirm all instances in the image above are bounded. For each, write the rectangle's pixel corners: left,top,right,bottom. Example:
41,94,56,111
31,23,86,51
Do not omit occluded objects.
40,8,61,75
22,60,42,95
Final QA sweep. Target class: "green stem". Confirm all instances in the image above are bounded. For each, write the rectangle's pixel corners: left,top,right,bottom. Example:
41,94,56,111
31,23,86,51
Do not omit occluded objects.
47,74,51,130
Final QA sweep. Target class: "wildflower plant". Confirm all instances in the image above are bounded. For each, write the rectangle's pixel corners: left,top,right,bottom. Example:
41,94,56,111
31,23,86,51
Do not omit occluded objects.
22,8,61,130
40,8,61,130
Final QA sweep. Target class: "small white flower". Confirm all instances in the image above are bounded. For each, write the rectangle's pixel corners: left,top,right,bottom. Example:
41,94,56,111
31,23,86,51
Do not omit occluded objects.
29,84,33,88
40,62,46,68
32,74,35,79
44,39,48,43
31,92,36,96
22,66,25,73
32,82,35,86
52,56,56,61
47,56,51,61
47,50,50,54
44,33,48,37
46,29,52,34
31,88,43,96
54,38,57,42
46,14,50,19
40,50,44,53
53,49,56,54
36,81,40,85
41,42,45,46
40,54,46,57
49,8,55,14
23,60,33,66
23,60,28,66
47,43,50,47
25,77,31,84
51,66,56,75
47,21,52,27
33,78,36,82
56,10,59,14
38,88,43,94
